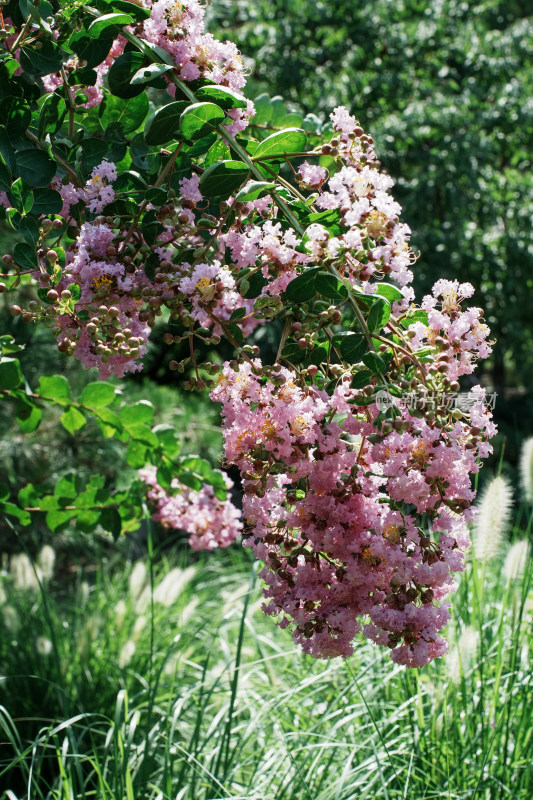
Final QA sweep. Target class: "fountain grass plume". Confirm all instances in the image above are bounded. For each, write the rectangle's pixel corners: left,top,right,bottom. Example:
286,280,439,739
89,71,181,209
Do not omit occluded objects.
473,475,514,561
519,437,533,503
503,540,530,581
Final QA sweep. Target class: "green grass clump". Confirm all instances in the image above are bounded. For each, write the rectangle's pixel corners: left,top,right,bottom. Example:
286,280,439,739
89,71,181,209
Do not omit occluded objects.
0,526,531,799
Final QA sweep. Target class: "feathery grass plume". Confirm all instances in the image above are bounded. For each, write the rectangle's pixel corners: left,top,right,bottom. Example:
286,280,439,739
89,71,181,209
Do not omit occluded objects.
473,475,514,561
78,580,90,607
519,437,533,502
37,545,55,582
128,560,148,603
118,640,136,668
114,599,127,630
153,566,196,607
10,552,41,591
35,637,52,657
2,605,19,633
447,625,480,684
503,540,530,581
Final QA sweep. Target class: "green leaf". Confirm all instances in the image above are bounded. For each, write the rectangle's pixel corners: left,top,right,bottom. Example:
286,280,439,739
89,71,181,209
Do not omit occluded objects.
67,283,81,302
204,139,231,167
9,179,33,214
75,138,109,177
252,93,274,125
107,51,146,98
60,406,87,434
38,374,72,401
130,132,161,173
20,40,65,77
401,310,429,328
54,473,82,499
229,307,247,322
241,270,267,299
367,298,391,332
253,128,307,161
80,381,116,408
179,456,228,500
2,97,31,137
0,160,11,192
140,209,164,245
31,188,63,217
14,242,37,269
99,507,122,540
126,439,148,467
376,283,404,303
131,63,173,85
16,149,56,188
199,160,250,199
0,502,32,526
0,358,23,390
315,271,348,300
0,126,16,173
46,508,77,532
179,102,225,141
19,215,40,244
144,101,188,146
88,13,133,37
68,66,97,86
362,352,387,374
16,398,43,433
94,407,123,437
154,424,180,459
235,181,276,202
280,341,306,365
225,322,244,346
38,93,67,138
338,333,366,363
119,400,154,428
69,29,115,69
109,0,150,20
145,187,168,207
195,85,248,110
350,369,374,389
285,267,321,302
18,483,39,508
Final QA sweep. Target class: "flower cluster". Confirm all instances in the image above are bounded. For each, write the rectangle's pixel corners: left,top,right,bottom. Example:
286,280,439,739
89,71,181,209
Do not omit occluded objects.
141,0,254,134
2,0,498,666
140,466,242,550
211,351,495,666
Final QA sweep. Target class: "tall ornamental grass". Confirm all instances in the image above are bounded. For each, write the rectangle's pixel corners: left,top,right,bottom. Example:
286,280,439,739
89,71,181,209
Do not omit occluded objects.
0,510,531,799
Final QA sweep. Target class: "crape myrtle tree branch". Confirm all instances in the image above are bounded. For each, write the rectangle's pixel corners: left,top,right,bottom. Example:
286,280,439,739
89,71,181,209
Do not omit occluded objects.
0,0,496,666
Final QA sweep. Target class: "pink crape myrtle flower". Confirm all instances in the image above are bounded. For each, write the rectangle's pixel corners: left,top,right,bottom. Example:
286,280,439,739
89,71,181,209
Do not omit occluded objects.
139,466,242,550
